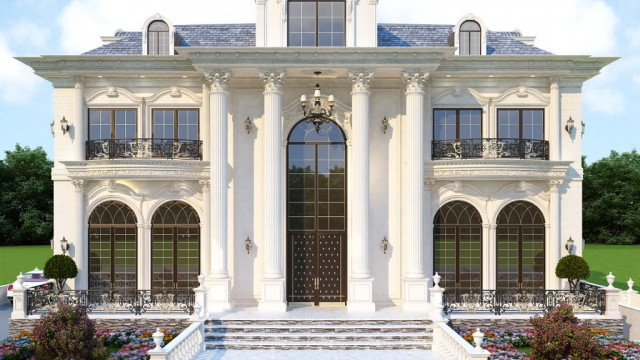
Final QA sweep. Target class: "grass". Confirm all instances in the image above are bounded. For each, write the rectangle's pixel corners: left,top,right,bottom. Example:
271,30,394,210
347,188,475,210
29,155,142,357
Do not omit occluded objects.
583,243,640,291
0,245,52,285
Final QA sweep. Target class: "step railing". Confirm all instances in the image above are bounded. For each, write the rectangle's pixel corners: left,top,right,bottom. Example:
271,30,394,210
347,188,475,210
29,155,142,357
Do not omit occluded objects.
432,322,490,360
148,322,205,360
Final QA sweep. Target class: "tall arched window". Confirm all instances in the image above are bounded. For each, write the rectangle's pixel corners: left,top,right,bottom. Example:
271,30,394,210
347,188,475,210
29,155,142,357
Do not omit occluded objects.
459,20,481,55
89,201,137,291
148,20,170,55
151,201,200,291
434,201,483,291
496,201,545,290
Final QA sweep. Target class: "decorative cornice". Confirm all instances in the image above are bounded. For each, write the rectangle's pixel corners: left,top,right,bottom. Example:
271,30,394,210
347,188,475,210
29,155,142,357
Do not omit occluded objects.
403,71,429,93
348,70,374,93
259,70,286,92
204,71,231,93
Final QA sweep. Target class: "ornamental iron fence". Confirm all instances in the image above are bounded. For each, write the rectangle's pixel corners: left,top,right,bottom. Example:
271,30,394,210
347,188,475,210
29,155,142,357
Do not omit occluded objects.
86,139,203,160
432,138,550,160
442,288,605,315
27,289,195,316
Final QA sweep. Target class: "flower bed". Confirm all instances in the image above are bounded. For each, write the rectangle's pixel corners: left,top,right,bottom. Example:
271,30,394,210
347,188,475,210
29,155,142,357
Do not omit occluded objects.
456,327,640,360
0,328,178,360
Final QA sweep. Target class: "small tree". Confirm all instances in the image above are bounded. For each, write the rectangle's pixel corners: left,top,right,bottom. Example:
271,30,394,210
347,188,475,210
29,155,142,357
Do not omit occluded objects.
555,255,590,291
44,255,78,291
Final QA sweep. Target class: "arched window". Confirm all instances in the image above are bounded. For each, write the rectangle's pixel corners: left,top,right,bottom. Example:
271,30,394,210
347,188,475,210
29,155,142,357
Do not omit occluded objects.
496,201,545,290
148,20,170,55
89,201,137,291
151,201,200,291
434,201,483,291
459,20,481,55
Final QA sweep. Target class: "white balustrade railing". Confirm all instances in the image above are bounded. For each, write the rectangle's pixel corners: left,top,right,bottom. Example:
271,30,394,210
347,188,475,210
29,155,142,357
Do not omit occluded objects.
148,322,204,360
432,322,490,360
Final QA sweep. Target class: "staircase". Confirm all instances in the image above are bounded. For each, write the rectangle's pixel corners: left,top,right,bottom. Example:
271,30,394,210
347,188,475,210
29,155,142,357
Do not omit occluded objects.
203,319,433,350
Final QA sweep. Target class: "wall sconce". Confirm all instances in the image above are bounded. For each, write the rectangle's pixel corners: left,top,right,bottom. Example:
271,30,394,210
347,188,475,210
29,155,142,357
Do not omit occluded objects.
581,120,585,137
60,117,69,135
245,237,253,254
565,237,575,254
245,117,253,134
60,237,69,256
381,236,389,254
50,121,55,136
565,116,575,135
381,117,389,134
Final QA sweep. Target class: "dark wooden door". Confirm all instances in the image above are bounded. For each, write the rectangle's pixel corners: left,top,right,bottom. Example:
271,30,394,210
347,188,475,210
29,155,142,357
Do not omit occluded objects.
286,120,347,305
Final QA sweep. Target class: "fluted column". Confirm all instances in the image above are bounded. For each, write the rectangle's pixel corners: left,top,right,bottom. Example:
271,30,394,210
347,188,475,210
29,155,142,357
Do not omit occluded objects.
71,180,86,289
549,180,562,289
425,180,435,293
199,180,211,278
73,77,85,161
347,70,375,312
402,71,429,311
549,78,561,161
259,70,287,312
205,71,232,311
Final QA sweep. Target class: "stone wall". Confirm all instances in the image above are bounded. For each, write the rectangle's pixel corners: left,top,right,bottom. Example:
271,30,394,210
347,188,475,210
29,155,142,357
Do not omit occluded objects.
9,317,191,337
450,317,624,336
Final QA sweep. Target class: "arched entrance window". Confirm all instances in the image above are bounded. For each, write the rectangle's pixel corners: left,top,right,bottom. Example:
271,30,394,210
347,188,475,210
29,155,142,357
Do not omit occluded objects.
496,201,545,290
151,201,200,291
286,119,347,305
433,201,483,291
89,201,137,291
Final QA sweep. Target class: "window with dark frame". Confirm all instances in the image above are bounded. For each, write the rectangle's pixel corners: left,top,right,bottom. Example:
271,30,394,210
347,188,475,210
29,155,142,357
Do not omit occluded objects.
148,20,170,55
288,0,346,47
497,109,544,140
433,109,482,141
459,20,481,55
88,109,137,140
152,109,199,140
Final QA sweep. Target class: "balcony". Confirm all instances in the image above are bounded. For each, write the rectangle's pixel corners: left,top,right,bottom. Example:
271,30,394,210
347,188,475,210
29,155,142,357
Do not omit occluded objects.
86,138,203,160
432,138,549,160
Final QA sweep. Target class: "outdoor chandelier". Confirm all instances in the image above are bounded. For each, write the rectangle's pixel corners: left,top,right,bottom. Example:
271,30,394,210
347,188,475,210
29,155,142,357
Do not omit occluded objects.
300,72,335,132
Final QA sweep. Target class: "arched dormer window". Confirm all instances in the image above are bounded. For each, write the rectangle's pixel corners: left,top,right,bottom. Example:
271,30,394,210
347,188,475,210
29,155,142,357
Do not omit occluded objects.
459,20,481,55
148,21,169,55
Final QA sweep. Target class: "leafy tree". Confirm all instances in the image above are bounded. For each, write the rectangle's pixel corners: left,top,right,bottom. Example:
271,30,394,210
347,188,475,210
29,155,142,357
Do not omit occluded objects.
583,150,640,245
555,255,590,291
0,144,53,245
44,255,78,291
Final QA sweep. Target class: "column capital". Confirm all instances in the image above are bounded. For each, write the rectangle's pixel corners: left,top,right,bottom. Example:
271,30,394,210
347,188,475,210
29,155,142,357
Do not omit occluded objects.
549,77,561,89
73,76,84,89
403,71,429,94
71,180,85,193
549,179,562,192
424,179,436,192
348,70,374,93
199,180,211,193
259,70,286,92
204,71,231,92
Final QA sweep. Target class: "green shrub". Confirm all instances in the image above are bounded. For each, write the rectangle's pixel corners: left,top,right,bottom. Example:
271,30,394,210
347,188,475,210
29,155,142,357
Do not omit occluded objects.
43,255,77,290
555,255,590,291
31,302,107,360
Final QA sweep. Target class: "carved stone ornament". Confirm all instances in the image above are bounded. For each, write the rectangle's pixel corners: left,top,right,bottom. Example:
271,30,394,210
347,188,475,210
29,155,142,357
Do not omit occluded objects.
517,86,528,98
106,86,117,97
259,71,286,92
403,72,429,93
107,180,116,192
452,86,464,97
549,179,562,192
171,180,182,193
71,180,85,193
170,86,181,97
424,180,436,192
346,0,355,23
516,180,528,192
453,180,464,193
74,77,83,90
199,180,210,192
348,71,374,93
204,71,231,92
549,77,560,89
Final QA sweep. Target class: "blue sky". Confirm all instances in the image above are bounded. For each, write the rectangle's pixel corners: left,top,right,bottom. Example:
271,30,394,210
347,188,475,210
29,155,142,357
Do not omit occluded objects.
1,0,637,162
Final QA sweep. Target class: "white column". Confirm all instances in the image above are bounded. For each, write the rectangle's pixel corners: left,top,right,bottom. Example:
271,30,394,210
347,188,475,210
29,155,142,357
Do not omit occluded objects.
549,77,561,161
71,180,86,289
259,70,287,312
425,180,435,286
549,180,562,289
199,180,211,278
402,71,429,312
73,77,85,160
347,70,375,312
205,71,232,311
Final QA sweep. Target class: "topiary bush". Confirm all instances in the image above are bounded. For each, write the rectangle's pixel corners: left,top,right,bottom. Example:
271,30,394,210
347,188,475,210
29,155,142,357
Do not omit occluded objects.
31,302,107,360
43,254,78,291
529,304,602,360
555,254,590,291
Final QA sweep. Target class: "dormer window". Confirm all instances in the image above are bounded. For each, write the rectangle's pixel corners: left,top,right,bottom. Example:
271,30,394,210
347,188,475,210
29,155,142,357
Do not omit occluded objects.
148,20,170,55
288,0,345,47
459,20,481,55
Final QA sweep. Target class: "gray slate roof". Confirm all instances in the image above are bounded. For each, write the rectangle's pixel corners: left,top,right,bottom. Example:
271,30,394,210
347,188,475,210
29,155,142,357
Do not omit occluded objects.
84,23,551,55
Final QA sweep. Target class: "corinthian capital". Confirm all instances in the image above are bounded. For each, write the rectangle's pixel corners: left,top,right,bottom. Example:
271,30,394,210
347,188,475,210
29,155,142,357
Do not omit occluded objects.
549,77,560,89
403,71,429,93
259,71,286,92
71,180,85,193
204,71,231,92
348,70,374,93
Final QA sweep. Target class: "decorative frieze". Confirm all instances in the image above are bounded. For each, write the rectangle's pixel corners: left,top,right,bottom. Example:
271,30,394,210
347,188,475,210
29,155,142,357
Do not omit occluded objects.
204,71,231,92
259,71,286,92
348,71,374,93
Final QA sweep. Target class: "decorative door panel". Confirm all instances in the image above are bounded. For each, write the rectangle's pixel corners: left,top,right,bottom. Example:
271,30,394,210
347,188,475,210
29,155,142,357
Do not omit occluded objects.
288,234,317,302
317,234,346,302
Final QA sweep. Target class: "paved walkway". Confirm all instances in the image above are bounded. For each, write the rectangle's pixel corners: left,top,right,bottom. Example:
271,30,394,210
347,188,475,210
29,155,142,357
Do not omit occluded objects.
197,350,440,360
0,301,11,340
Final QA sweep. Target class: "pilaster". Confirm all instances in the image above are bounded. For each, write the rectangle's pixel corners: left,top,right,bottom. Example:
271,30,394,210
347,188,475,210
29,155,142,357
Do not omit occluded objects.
549,180,562,290
199,180,211,278
73,77,85,161
71,179,86,289
549,77,561,161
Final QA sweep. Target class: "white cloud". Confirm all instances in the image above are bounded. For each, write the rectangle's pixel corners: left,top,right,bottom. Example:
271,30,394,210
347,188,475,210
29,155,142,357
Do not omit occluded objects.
625,25,640,49
8,20,51,49
583,86,625,115
0,34,41,104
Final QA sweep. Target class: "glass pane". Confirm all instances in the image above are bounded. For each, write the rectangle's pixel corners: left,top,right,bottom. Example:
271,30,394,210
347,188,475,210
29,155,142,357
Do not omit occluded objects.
177,110,199,140
154,110,174,139
113,227,136,291
288,144,316,231
89,110,111,140
148,32,158,55
459,32,469,55
469,32,481,55
288,1,317,47
459,110,482,139
460,20,481,31
498,110,520,139
289,120,345,143
522,110,544,140
434,226,457,290
434,110,456,140
496,226,519,290
521,226,545,289
89,228,111,290
114,110,136,139
152,227,174,291
458,227,482,290
176,227,199,290
158,32,170,55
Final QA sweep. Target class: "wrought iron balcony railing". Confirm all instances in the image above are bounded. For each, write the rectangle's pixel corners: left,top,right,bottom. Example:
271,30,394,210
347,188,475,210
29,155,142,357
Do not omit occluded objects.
86,138,203,160
432,138,550,160
442,288,605,315
27,289,195,315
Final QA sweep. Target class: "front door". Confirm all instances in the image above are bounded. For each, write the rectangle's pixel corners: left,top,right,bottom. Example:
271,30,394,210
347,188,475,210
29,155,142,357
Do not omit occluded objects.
286,119,347,305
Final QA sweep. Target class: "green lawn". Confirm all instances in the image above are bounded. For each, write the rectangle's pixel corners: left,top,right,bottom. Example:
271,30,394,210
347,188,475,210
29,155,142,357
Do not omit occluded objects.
0,245,52,285
583,244,640,291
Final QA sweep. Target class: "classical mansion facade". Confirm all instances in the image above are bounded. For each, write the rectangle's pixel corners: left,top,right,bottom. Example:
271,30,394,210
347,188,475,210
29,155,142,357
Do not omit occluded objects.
18,0,614,317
